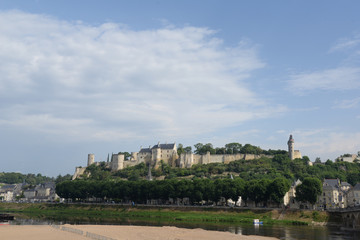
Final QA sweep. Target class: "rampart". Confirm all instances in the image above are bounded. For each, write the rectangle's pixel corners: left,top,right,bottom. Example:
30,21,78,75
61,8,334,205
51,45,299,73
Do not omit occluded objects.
178,152,271,168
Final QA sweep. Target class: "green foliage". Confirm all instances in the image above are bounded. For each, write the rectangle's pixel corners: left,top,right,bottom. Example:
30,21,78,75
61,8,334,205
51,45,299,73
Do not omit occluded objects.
240,144,263,155
55,174,72,184
295,177,322,204
194,143,216,155
56,177,285,205
225,143,242,154
0,172,54,184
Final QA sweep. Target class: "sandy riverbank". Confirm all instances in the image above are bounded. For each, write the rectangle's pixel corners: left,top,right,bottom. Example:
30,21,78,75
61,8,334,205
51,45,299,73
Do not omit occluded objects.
0,224,278,240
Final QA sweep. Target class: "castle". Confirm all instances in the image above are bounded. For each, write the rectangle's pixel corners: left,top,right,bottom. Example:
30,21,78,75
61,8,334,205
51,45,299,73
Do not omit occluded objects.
287,134,302,160
73,135,301,179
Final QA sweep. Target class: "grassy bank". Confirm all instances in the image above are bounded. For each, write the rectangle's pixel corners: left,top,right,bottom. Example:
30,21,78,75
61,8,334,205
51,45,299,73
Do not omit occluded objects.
0,203,329,226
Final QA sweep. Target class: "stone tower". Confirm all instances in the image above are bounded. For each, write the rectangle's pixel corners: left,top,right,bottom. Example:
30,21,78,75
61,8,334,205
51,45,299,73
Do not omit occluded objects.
88,154,95,166
288,135,294,160
111,154,124,171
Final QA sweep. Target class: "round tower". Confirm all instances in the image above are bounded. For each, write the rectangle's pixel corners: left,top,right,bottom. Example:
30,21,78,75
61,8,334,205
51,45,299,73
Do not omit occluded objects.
111,154,124,171
88,154,95,166
287,135,294,160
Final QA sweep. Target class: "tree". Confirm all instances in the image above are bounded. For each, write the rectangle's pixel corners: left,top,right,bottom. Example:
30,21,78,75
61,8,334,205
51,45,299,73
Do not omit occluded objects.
194,143,215,155
184,146,192,153
240,144,263,155
295,177,322,205
268,178,291,205
225,143,242,154
315,157,321,163
177,144,184,155
302,156,310,164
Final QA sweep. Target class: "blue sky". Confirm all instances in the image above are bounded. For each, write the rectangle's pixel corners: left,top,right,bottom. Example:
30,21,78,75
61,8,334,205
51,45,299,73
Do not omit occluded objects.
1,1,360,176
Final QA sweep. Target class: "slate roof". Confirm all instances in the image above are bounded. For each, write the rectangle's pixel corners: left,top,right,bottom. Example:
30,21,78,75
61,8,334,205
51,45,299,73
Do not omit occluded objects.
0,184,16,191
353,183,360,191
139,148,152,154
323,179,340,188
139,143,176,153
152,143,176,150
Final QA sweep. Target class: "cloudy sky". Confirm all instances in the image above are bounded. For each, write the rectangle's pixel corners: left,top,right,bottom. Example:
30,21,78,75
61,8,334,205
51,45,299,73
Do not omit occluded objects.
1,1,360,176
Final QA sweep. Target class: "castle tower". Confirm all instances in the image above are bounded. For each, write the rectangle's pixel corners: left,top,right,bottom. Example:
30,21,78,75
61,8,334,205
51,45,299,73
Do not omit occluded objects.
111,154,124,171
88,154,95,166
288,135,295,160
152,142,161,163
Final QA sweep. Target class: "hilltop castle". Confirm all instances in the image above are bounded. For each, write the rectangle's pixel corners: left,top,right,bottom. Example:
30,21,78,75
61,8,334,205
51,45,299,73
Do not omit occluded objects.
287,134,302,160
73,135,301,179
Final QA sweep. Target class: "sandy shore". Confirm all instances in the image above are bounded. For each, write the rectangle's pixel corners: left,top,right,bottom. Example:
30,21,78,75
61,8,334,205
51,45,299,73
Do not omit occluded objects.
0,224,278,240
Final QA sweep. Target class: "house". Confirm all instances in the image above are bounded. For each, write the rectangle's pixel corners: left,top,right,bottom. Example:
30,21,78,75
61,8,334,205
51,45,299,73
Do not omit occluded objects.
23,189,36,200
284,179,302,209
347,183,360,207
0,184,23,202
317,179,351,209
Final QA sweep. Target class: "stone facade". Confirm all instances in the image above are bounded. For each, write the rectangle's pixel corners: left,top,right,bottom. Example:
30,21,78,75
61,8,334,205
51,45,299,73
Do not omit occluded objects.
178,152,267,168
347,183,360,207
135,143,178,167
316,179,351,210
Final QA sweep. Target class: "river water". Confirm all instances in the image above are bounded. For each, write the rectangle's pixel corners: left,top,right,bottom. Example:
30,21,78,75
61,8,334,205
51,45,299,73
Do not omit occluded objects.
7,217,360,240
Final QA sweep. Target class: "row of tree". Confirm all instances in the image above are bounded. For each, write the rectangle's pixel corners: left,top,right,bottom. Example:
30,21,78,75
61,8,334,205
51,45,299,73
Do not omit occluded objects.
176,142,287,156
0,172,60,185
56,177,293,207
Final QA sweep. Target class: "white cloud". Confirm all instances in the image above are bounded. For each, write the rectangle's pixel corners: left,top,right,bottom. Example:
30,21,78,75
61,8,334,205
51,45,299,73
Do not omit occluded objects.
0,10,282,142
289,129,360,161
333,97,360,109
287,67,360,93
329,33,360,52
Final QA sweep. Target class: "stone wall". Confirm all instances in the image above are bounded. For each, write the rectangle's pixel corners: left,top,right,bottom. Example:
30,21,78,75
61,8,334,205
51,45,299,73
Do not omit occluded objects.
178,152,271,168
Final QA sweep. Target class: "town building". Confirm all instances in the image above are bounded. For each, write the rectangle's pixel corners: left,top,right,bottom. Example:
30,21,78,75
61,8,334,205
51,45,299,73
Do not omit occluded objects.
347,183,360,207
317,179,351,209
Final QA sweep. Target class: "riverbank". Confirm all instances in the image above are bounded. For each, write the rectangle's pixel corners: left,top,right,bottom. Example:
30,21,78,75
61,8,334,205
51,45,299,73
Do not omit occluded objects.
0,224,278,240
0,202,330,226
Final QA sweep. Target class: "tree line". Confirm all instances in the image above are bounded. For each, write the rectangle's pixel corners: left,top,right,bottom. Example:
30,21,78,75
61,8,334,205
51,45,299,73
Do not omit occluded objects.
177,142,287,156
56,177,291,207
0,172,72,185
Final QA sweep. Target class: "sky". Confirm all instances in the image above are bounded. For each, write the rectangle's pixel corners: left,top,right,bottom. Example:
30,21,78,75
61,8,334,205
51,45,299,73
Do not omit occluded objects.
1,0,360,177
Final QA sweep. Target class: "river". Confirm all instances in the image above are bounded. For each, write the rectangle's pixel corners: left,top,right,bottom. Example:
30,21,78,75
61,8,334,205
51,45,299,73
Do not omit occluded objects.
6,217,360,240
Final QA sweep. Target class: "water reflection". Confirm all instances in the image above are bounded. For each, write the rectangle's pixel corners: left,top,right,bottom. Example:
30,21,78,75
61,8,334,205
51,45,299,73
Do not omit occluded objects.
8,216,360,240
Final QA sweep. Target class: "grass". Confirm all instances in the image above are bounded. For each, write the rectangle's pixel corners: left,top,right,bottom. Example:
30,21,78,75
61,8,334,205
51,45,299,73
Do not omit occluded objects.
0,203,328,226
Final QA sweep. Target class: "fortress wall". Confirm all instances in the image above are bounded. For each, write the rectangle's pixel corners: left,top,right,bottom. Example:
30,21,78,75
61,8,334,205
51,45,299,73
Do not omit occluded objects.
244,154,256,160
192,154,202,165
72,167,86,180
223,154,245,163
124,160,139,168
294,150,302,159
208,155,224,163
179,152,271,168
